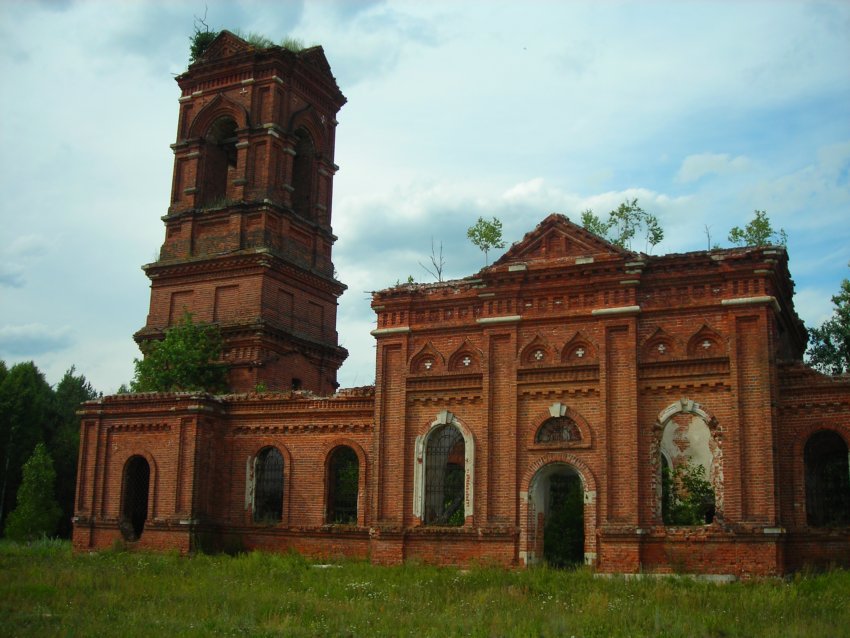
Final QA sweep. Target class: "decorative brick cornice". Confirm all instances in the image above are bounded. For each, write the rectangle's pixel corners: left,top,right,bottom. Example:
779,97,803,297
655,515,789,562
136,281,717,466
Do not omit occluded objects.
406,394,482,406
519,387,599,400
639,381,730,395
231,422,372,435
106,422,171,433
778,400,850,415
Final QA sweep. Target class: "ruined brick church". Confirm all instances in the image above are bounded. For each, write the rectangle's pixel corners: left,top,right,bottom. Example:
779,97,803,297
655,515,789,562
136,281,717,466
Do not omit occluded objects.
73,32,850,575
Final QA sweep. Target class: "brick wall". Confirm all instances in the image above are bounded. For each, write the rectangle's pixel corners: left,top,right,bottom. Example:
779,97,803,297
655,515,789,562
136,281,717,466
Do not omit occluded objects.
77,36,849,574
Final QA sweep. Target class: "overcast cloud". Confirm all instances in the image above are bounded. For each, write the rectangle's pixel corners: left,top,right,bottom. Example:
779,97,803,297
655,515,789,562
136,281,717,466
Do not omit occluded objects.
0,0,848,392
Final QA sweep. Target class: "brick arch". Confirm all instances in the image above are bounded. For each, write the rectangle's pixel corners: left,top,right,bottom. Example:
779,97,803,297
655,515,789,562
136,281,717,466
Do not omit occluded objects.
447,340,483,372
520,334,553,366
655,398,719,430
521,452,598,495
789,422,850,528
288,107,328,155
247,441,292,526
519,453,599,567
642,327,682,360
560,330,597,364
186,94,251,139
322,438,368,526
686,324,726,358
413,410,475,525
652,399,723,523
529,402,592,448
409,341,445,375
114,450,158,521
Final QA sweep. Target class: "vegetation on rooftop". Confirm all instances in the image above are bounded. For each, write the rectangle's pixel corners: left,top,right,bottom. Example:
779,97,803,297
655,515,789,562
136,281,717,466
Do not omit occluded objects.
131,311,228,394
189,15,306,63
581,198,664,253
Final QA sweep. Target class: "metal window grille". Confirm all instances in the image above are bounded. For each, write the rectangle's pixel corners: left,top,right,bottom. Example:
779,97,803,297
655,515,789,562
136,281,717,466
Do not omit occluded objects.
536,416,580,444
254,447,284,522
424,425,465,526
120,456,150,541
327,446,359,524
805,431,850,527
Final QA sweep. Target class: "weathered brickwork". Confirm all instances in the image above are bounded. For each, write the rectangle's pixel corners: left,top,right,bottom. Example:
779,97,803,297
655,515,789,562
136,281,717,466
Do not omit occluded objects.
134,31,347,395
74,32,850,575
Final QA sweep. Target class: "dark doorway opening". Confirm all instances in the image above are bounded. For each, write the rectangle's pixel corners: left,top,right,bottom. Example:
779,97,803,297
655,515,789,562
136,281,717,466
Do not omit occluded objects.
805,431,850,527
327,446,359,524
254,447,284,523
543,472,584,567
120,456,150,541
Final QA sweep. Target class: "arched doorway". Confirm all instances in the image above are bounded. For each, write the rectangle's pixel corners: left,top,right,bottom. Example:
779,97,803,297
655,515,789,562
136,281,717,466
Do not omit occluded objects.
120,456,150,541
326,445,359,524
528,463,584,567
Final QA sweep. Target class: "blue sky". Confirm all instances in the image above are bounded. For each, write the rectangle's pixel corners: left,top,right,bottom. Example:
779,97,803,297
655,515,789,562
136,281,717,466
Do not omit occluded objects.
0,0,848,392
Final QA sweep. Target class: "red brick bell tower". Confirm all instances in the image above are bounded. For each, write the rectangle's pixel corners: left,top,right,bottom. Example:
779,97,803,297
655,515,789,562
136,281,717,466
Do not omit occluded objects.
135,31,348,394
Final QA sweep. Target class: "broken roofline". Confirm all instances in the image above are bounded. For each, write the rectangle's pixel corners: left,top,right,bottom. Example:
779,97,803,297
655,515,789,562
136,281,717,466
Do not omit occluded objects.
371,213,788,298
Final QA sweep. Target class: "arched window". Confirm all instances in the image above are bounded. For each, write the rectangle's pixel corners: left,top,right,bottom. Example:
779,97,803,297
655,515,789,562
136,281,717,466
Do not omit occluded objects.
424,425,465,526
805,431,850,527
120,456,150,541
658,405,718,525
326,446,359,524
254,447,283,523
536,416,581,444
291,129,315,220
200,116,238,206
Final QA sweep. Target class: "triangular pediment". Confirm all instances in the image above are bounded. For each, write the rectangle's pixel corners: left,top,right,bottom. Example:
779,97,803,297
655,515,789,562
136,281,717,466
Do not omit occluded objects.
198,30,252,62
299,46,333,76
493,214,630,267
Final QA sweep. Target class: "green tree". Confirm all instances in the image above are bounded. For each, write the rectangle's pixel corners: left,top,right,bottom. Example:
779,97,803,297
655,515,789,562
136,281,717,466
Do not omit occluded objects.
131,312,229,393
49,367,99,537
189,12,219,63
4,443,61,541
807,265,850,375
0,362,53,530
467,216,506,266
662,461,716,526
728,209,787,247
580,198,663,252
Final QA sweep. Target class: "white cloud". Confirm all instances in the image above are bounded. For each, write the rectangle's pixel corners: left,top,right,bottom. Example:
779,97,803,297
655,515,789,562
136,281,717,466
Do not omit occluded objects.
0,0,848,392
677,154,752,183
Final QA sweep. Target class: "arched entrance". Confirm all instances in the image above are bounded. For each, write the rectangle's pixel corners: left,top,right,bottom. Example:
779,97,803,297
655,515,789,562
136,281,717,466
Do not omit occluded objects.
326,445,359,524
528,463,585,567
120,456,150,541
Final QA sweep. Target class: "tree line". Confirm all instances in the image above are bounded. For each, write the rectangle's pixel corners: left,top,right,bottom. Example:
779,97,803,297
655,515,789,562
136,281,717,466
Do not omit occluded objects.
0,361,99,541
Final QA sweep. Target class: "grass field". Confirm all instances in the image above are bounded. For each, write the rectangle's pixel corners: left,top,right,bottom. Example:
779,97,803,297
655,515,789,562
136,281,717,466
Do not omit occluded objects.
1,540,848,637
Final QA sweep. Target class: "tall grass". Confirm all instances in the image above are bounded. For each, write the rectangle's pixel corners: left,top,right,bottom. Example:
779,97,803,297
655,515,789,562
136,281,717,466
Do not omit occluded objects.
1,540,848,637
